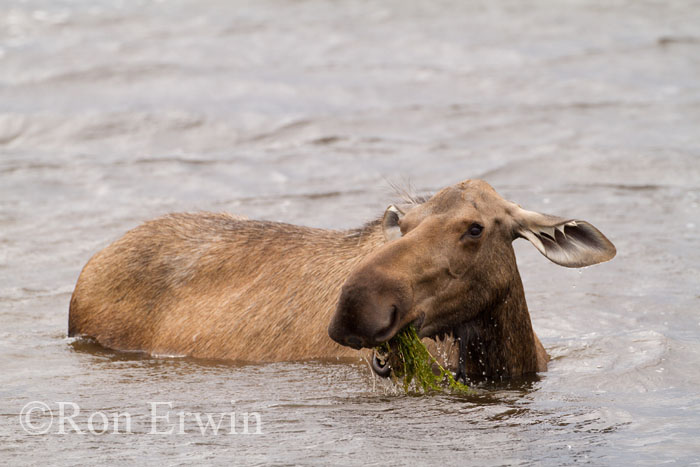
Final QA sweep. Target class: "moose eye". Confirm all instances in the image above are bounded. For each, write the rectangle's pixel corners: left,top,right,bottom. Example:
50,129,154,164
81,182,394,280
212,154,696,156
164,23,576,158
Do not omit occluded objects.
462,223,484,240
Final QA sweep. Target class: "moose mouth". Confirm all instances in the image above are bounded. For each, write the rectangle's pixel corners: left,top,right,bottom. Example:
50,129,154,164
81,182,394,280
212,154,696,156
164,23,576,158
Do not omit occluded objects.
368,312,426,377
371,349,393,377
369,314,470,381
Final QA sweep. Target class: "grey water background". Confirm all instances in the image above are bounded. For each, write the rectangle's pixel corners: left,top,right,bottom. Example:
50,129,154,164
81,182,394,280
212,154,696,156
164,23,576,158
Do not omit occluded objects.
1,0,699,465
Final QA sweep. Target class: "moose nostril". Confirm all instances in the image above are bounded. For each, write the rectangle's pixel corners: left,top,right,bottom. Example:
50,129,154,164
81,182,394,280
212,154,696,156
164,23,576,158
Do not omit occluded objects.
390,304,398,327
373,304,400,342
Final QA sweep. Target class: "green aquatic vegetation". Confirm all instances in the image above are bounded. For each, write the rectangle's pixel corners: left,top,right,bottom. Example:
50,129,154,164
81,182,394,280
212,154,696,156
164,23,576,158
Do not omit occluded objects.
375,325,470,394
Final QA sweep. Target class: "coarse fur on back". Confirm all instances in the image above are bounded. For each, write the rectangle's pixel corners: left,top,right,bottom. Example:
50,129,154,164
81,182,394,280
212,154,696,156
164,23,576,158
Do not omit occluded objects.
69,212,389,361
69,179,616,379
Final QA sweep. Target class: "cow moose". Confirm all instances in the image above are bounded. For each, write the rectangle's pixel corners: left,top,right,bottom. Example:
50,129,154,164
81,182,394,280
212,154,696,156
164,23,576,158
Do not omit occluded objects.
69,179,615,380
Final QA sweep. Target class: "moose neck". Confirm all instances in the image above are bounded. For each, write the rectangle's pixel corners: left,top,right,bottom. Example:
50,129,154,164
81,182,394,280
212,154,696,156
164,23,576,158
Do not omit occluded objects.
456,269,540,381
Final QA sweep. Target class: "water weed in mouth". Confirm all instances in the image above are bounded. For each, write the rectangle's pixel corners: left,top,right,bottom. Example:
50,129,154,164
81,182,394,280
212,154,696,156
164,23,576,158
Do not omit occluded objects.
375,326,471,395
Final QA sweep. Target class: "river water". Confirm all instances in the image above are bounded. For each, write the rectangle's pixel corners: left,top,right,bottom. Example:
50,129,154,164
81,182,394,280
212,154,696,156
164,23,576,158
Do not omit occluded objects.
1,0,699,465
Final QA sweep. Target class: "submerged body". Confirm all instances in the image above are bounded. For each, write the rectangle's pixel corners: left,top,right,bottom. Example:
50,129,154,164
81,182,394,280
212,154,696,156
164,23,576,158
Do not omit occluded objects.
69,179,614,379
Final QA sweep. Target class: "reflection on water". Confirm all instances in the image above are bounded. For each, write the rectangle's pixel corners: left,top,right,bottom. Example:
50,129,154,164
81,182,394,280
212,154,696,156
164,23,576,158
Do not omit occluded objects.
1,0,699,465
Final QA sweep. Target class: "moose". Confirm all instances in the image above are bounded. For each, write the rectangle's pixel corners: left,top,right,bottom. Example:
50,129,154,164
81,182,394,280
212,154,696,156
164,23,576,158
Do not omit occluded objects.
69,179,615,380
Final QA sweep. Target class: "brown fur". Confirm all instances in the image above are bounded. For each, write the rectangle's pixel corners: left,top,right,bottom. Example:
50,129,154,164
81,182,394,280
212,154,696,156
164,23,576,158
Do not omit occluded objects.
69,213,383,361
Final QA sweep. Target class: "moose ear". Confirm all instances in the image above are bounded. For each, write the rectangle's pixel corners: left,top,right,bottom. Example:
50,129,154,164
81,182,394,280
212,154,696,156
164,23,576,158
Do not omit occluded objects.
382,205,404,242
513,208,616,268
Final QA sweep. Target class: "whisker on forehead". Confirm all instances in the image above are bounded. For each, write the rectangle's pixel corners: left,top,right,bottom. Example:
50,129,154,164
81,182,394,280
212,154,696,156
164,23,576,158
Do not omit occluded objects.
387,180,431,207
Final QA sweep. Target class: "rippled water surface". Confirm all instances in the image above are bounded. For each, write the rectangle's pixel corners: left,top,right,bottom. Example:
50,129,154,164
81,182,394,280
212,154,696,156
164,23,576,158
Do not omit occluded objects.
1,0,699,465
